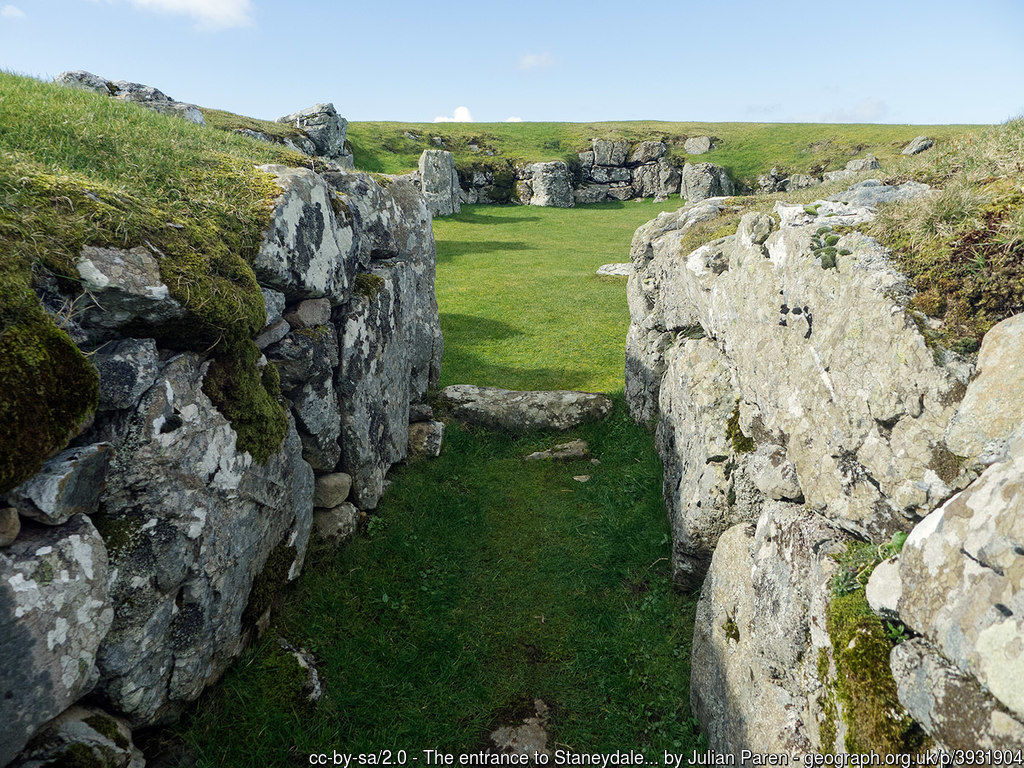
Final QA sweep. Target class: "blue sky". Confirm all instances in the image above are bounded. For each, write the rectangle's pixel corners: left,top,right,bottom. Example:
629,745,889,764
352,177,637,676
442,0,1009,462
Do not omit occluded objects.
1,0,1022,125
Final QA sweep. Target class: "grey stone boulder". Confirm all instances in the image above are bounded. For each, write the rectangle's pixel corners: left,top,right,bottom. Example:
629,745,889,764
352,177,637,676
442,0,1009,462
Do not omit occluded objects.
408,421,445,458
945,312,1024,465
409,403,434,423
6,443,112,525
578,151,595,169
632,159,680,199
144,100,205,125
438,385,612,432
313,472,352,509
55,70,113,95
830,179,931,207
691,506,852,755
596,263,631,276
75,245,186,334
846,154,881,172
0,514,114,766
891,638,1024,750
574,184,611,204
277,103,350,161
896,423,1024,722
91,338,159,411
592,139,628,166
418,150,461,217
528,161,574,208
109,79,171,103
265,325,338,393
681,162,733,202
323,172,443,395
255,318,290,350
284,297,332,330
337,265,418,509
313,502,359,542
588,165,631,184
628,141,667,165
262,288,286,326
902,136,934,156
683,136,714,155
8,705,143,768
524,440,589,462
93,354,314,726
788,173,820,191
254,164,357,302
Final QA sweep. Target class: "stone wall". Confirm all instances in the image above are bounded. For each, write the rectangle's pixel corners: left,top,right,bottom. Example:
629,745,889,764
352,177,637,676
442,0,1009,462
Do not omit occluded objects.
625,182,1024,753
0,164,442,764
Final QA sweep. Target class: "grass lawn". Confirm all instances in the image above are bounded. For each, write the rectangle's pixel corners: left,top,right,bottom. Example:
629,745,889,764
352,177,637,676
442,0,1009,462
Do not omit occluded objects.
176,199,699,765
434,199,682,394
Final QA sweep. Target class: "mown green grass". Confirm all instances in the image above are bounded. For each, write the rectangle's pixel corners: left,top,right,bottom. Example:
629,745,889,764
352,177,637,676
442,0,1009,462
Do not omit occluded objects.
178,406,700,765
434,199,681,393
347,120,975,185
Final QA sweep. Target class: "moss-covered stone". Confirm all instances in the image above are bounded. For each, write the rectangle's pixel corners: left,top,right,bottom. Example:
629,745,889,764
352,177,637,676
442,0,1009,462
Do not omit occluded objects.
817,648,838,751
83,714,129,750
725,403,755,454
826,592,924,754
202,337,289,464
242,539,297,629
353,272,386,300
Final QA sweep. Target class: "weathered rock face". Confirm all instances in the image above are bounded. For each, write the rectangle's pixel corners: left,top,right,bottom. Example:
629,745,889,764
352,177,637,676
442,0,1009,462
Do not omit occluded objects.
902,136,935,156
528,161,574,208
895,423,1024,723
5,443,112,526
418,150,461,217
683,136,714,155
91,338,159,412
255,165,357,302
0,515,113,765
627,184,1020,752
681,162,733,202
691,506,851,755
439,385,613,432
592,139,628,167
93,354,314,726
276,103,352,165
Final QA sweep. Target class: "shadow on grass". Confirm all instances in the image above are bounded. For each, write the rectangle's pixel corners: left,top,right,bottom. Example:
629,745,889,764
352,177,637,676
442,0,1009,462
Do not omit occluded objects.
451,208,542,225
440,353,608,394
436,240,533,263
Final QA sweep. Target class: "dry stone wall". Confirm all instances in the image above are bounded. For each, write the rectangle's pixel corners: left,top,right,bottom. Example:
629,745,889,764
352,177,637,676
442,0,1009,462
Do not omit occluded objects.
0,162,442,764
626,182,1024,753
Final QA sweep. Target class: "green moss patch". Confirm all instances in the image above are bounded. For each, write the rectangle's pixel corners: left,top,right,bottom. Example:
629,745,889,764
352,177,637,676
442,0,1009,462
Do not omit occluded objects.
353,272,386,300
726,403,755,454
242,539,297,629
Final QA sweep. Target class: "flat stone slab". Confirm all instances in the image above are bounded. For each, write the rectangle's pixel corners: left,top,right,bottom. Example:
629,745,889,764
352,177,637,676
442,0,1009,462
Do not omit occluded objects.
524,440,590,462
439,385,613,432
596,263,631,276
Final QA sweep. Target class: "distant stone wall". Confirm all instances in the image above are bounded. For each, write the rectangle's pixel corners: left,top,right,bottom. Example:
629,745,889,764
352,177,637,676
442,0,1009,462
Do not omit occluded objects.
0,164,442,764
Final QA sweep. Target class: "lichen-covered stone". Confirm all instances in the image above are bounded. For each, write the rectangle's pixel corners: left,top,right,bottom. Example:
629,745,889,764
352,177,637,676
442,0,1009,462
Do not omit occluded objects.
902,136,934,156
276,103,350,161
313,473,352,509
592,139,628,167
254,165,356,302
6,443,112,526
76,245,185,335
408,420,445,458
681,162,732,202
313,502,359,542
691,506,851,755
945,312,1024,465
438,385,613,432
896,423,1024,722
631,159,680,199
628,141,667,165
890,638,1024,750
0,514,113,765
684,136,714,155
284,298,332,330
418,150,461,217
528,161,574,208
93,353,313,725
91,338,159,411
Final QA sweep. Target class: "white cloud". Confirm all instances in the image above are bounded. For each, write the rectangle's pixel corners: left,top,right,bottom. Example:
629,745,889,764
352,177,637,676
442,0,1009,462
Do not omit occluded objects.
505,116,523,122
1,5,26,18
103,0,253,29
814,98,889,123
518,52,555,70
433,106,473,123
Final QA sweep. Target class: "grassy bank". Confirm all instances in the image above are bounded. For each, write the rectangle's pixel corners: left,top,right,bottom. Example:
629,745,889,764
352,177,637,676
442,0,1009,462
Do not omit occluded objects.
346,120,975,185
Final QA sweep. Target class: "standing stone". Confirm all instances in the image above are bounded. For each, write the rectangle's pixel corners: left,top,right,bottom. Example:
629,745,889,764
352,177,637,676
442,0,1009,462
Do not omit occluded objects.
0,514,114,766
684,136,714,155
528,161,574,208
418,150,461,217
681,162,733,202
